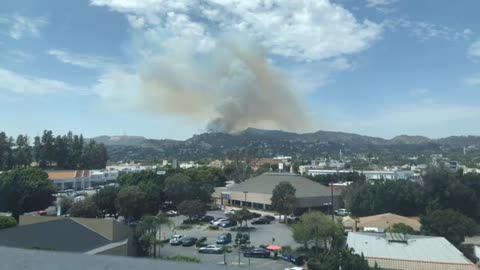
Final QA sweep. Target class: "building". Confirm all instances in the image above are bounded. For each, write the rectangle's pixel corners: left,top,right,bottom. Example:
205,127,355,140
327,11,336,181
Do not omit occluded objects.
0,245,266,270
48,170,118,190
0,215,130,256
347,232,478,270
212,173,341,212
300,168,415,181
357,213,421,232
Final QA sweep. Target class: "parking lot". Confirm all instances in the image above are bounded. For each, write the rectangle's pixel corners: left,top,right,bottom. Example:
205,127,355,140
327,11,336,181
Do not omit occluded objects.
159,210,301,269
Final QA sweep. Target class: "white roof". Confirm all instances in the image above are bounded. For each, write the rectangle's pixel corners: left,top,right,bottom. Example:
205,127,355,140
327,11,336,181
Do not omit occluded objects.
347,232,470,264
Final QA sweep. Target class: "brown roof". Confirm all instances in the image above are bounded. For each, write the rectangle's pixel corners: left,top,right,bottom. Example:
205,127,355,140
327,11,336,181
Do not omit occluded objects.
48,171,78,180
367,257,478,270
358,213,421,231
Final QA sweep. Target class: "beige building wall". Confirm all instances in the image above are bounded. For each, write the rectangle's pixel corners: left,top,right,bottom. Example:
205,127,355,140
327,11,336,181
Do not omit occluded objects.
71,218,129,241
230,191,271,205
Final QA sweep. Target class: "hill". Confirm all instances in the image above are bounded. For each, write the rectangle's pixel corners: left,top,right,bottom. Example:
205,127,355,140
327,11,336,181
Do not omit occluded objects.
91,129,480,163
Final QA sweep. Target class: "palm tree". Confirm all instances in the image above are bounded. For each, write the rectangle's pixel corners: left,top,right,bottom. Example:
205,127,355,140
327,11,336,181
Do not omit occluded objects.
141,214,173,258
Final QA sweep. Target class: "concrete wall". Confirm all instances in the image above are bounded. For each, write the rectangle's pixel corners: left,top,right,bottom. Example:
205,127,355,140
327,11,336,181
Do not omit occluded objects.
19,215,63,226
71,218,129,241
96,243,128,256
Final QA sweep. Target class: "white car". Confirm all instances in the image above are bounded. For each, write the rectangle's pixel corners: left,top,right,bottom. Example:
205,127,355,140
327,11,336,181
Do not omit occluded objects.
166,210,178,217
334,209,350,216
285,267,304,270
169,235,185,245
198,245,223,254
224,209,235,216
211,218,227,226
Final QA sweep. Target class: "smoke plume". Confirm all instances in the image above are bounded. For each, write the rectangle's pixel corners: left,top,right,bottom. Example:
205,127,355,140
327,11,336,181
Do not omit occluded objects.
99,34,311,133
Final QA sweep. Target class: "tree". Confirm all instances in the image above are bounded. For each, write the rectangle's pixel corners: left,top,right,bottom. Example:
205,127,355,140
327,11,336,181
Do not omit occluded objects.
232,207,253,227
13,134,32,167
59,196,74,215
0,168,55,220
135,215,173,257
386,223,416,234
292,211,343,251
93,186,119,218
307,248,372,270
271,182,297,222
0,216,17,229
421,209,476,246
0,132,14,170
177,200,206,221
69,197,101,218
118,171,166,214
116,186,150,222
164,173,193,205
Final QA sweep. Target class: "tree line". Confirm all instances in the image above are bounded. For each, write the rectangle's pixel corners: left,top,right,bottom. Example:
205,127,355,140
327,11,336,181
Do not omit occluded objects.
0,130,108,170
343,168,480,246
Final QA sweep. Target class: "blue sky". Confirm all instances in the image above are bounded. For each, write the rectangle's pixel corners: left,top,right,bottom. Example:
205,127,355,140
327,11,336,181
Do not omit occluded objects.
1,0,480,140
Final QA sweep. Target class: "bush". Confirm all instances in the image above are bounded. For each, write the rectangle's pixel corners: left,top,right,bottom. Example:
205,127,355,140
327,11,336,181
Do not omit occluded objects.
208,225,219,230
231,226,256,232
223,246,233,253
175,224,192,230
281,245,293,254
0,216,17,229
165,255,201,263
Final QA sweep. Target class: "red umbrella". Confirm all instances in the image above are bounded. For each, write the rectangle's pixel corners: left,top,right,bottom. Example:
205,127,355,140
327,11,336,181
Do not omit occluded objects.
266,245,282,251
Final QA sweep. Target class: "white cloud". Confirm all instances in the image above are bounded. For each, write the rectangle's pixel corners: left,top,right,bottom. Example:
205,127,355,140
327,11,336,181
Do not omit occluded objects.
365,0,398,13
0,67,83,94
467,39,480,61
47,49,118,70
384,18,471,41
0,15,47,40
91,0,382,62
1,50,34,64
464,74,480,87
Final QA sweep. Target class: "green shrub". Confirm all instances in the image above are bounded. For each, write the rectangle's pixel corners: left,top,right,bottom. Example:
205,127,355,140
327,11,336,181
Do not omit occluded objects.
0,216,17,229
175,224,192,230
208,225,219,230
223,246,233,253
165,255,201,263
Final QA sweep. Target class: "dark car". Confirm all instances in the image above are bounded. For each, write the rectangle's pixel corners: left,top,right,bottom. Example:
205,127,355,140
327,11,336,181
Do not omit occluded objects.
219,219,237,228
243,248,271,258
281,254,305,266
181,237,198,246
262,215,275,221
200,215,214,223
251,218,270,225
216,233,232,245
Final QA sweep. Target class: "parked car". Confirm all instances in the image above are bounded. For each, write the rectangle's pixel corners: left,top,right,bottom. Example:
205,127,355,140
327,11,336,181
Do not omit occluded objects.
198,244,223,254
224,209,236,216
285,267,304,270
281,254,305,266
166,210,178,217
262,215,275,221
181,237,198,246
334,209,350,216
169,235,185,245
286,216,300,224
200,215,215,223
243,248,271,258
211,218,228,226
216,233,232,245
251,218,270,225
219,219,237,228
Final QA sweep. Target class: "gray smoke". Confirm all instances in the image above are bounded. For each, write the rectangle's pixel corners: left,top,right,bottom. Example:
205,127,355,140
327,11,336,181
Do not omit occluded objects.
103,34,311,134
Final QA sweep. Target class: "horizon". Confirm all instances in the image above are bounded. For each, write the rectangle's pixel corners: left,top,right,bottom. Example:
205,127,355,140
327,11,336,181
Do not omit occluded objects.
1,1,480,140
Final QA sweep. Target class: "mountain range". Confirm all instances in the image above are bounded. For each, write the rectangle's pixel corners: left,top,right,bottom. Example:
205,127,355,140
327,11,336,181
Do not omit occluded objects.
92,128,480,162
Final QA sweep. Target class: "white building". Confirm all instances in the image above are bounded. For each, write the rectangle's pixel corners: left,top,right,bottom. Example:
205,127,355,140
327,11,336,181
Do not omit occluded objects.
299,167,415,181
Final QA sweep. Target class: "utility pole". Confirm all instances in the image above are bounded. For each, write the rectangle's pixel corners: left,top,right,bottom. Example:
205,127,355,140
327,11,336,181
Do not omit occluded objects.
243,191,248,208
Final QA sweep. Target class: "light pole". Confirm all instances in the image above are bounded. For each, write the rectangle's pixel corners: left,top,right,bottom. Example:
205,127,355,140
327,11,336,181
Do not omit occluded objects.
243,191,248,208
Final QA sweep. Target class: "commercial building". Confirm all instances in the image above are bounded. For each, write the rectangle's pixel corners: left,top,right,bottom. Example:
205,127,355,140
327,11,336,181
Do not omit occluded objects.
357,213,421,232
212,173,341,213
48,170,118,190
300,167,415,181
347,232,477,270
